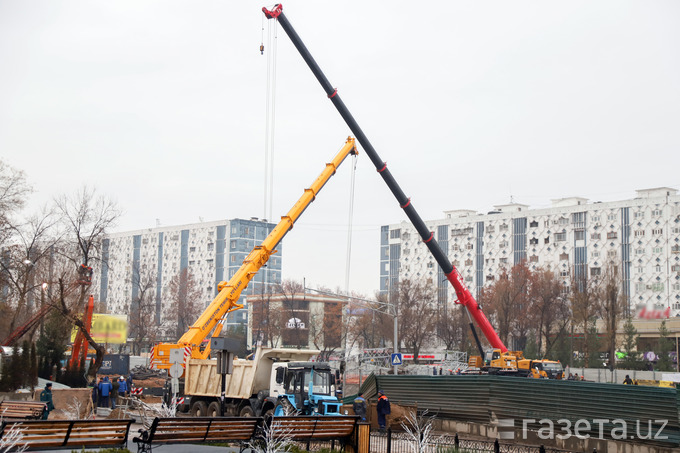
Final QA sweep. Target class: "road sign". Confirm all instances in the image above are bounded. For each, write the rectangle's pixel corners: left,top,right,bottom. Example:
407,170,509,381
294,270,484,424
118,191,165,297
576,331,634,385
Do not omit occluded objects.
169,363,183,378
391,353,402,366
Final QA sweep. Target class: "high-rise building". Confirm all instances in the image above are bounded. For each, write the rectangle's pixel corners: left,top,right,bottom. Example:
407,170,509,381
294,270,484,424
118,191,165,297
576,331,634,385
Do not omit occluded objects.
97,218,281,336
380,188,680,317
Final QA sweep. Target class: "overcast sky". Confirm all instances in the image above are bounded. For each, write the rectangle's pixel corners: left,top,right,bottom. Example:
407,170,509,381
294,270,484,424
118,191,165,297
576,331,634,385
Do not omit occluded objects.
1,1,679,298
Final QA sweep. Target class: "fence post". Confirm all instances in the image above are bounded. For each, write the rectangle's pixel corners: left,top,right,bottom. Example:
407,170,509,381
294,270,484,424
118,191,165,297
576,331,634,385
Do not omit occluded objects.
539,446,546,453
494,438,499,453
454,433,459,449
387,427,392,453
355,423,370,453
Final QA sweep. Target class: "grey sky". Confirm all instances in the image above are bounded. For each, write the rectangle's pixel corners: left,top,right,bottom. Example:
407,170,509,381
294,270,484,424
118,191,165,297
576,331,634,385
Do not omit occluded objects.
1,1,679,297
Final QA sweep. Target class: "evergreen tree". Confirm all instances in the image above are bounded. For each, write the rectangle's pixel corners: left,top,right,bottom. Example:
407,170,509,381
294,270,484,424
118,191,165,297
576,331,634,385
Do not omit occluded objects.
620,317,643,370
8,344,22,390
29,342,38,389
656,320,674,372
20,340,30,388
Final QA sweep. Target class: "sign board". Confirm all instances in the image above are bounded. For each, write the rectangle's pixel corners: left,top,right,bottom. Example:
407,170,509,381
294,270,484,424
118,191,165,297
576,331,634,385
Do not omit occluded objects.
169,363,183,378
169,349,184,364
99,354,130,375
391,353,402,366
70,314,128,344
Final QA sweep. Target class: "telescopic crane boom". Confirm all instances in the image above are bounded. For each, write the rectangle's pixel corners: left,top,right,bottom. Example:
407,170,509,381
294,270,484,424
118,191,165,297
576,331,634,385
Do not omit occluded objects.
263,4,507,354
152,138,358,370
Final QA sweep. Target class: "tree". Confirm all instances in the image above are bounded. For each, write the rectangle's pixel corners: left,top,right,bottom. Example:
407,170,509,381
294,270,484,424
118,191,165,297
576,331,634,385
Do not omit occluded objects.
308,294,343,361
620,317,642,370
656,319,674,372
166,268,205,341
598,261,626,371
0,159,32,246
394,278,436,364
434,302,464,351
36,309,70,381
128,262,159,355
569,269,600,367
529,268,570,357
277,280,309,349
52,186,121,382
250,286,283,348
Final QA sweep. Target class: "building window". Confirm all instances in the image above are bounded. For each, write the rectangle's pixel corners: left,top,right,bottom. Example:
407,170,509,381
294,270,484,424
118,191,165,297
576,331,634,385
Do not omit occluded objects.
500,241,509,248
655,264,662,272
575,230,585,241
465,259,473,266
559,253,569,261
466,243,474,250
652,282,664,292
607,214,617,221
500,224,509,231
636,282,646,292
673,283,680,291
591,267,601,277
560,270,569,277
591,232,601,240
673,245,680,254
529,238,538,245
635,248,645,255
653,209,662,216
529,255,538,263
231,240,236,249
591,216,600,223
652,228,663,235
555,232,566,242
636,266,644,273
390,229,401,239
544,237,550,244
500,258,508,264
207,243,214,251
593,251,600,258
608,250,617,258
559,217,569,225
634,211,645,219
673,227,680,234
671,264,680,272
486,275,495,281
427,262,434,268
653,247,663,254
607,232,618,239
530,220,538,228
634,230,645,237
451,244,459,252
231,255,237,263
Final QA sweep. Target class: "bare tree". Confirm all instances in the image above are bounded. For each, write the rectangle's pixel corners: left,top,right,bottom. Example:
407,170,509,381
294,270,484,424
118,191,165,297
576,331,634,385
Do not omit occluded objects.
569,268,601,367
0,159,32,246
434,302,464,350
250,286,283,348
308,294,343,361
598,261,626,371
165,268,205,341
0,207,59,340
277,280,309,349
129,262,159,355
51,186,121,381
395,278,436,364
529,267,570,357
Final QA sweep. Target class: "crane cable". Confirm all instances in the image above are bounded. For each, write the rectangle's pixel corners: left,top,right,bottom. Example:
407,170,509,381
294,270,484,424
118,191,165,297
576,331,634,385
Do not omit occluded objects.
344,153,358,294
262,14,278,224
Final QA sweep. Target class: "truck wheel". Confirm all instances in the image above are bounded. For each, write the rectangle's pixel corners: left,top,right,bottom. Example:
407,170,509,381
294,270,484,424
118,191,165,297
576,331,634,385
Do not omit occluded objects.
207,402,221,417
239,405,255,417
191,400,208,417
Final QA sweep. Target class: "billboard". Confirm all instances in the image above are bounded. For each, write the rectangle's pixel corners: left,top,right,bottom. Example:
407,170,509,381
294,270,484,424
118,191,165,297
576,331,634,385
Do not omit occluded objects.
71,314,128,344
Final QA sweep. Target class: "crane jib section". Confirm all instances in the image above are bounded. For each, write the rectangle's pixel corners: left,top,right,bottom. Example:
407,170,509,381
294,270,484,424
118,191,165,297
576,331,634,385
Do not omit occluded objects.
263,4,507,352
152,138,358,370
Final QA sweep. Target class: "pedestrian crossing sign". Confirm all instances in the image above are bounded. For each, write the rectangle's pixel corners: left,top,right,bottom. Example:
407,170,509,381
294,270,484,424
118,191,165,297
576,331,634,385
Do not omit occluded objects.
391,353,402,366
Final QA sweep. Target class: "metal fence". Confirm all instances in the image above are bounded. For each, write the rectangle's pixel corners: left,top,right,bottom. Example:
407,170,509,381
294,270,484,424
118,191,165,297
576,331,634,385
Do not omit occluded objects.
369,429,572,453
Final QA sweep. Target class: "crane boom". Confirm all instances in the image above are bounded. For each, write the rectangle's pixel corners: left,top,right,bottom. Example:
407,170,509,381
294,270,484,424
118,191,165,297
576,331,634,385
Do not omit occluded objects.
263,4,507,353
152,137,358,370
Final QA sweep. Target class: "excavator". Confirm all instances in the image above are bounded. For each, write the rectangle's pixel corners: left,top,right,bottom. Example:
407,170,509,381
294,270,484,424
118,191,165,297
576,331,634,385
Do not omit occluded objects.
151,137,358,372
262,4,563,380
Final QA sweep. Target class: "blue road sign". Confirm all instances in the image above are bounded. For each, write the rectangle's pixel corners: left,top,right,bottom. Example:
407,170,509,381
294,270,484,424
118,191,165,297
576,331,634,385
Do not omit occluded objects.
391,353,402,366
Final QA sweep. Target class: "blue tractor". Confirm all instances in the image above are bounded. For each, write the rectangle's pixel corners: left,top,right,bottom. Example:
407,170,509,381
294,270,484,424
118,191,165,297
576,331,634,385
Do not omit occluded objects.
273,362,342,416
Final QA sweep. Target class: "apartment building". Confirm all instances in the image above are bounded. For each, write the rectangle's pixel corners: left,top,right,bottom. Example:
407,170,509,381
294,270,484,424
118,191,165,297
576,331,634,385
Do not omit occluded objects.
380,188,680,316
97,217,281,335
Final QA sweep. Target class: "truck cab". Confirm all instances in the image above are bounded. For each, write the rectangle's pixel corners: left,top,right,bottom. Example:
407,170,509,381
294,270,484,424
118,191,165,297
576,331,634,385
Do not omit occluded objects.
272,362,341,416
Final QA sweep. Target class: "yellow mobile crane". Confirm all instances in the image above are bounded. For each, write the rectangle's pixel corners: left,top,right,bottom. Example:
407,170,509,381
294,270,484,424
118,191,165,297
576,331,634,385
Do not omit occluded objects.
151,137,358,371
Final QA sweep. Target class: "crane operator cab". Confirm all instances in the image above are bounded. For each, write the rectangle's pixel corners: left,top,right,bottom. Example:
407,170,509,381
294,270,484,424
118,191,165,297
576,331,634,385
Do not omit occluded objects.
272,362,342,416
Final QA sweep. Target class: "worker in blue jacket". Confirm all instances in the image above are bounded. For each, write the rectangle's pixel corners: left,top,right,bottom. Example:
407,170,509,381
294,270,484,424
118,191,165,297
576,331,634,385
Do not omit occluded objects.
117,376,129,405
98,376,113,408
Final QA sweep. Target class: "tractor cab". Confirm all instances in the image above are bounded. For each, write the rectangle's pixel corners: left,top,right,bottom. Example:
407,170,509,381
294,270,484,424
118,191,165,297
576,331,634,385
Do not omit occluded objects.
273,362,341,416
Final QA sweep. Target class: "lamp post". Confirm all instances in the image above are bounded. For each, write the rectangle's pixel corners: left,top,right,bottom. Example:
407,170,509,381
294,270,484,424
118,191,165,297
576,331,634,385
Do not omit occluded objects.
40,282,48,337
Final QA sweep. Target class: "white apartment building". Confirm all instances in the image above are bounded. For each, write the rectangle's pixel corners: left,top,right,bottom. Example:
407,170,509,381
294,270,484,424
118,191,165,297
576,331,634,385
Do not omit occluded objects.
380,188,680,317
97,218,281,334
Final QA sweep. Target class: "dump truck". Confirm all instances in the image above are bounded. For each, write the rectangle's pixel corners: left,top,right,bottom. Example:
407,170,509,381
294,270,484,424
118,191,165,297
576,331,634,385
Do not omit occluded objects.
174,347,340,417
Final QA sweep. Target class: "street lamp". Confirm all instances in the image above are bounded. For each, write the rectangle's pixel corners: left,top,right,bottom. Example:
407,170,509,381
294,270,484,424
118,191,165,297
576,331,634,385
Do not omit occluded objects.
40,282,48,337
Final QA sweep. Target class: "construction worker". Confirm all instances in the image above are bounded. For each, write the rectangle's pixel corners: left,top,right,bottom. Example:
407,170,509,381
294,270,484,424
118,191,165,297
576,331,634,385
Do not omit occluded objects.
40,383,55,420
352,392,367,421
376,390,391,432
623,375,633,385
117,376,128,405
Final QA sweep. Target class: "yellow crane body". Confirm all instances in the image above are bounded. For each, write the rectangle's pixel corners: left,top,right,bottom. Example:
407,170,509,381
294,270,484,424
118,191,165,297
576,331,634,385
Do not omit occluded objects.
151,137,357,370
